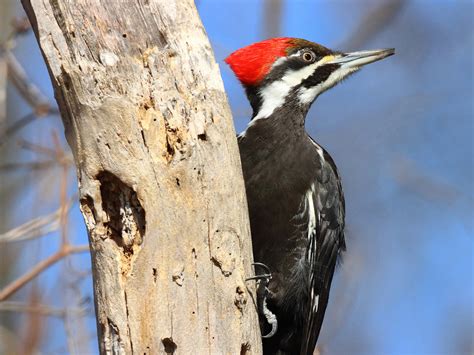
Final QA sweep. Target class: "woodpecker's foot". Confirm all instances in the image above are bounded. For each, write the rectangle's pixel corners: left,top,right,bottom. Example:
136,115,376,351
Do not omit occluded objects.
245,262,278,338
260,297,277,338
245,262,272,282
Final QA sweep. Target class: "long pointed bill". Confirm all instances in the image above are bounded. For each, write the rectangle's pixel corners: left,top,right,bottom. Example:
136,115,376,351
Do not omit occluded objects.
329,48,395,68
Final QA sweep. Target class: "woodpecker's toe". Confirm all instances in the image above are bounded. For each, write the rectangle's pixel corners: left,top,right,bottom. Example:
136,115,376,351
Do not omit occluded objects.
246,262,278,338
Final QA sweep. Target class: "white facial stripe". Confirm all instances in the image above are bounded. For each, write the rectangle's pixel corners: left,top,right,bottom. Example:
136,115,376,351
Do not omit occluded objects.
289,50,304,58
270,56,288,69
297,66,358,104
253,57,329,121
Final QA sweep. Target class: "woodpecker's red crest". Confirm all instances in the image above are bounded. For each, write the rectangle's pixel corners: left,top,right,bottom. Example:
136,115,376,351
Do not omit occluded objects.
225,37,294,86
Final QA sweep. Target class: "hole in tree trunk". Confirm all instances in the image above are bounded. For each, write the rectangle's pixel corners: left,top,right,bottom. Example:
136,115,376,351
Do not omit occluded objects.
97,171,146,252
162,337,177,354
240,342,251,355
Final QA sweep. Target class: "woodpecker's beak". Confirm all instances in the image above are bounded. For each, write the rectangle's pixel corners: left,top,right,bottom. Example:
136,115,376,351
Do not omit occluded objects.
328,48,395,68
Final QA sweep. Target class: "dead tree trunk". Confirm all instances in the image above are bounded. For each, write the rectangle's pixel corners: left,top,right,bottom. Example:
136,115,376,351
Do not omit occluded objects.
21,1,261,353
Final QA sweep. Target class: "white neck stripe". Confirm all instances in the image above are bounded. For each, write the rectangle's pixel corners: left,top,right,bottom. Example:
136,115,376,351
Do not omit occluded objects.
252,58,327,121
297,66,357,104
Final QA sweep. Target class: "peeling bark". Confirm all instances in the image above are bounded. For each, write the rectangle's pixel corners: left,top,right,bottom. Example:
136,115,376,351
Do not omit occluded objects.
21,0,261,353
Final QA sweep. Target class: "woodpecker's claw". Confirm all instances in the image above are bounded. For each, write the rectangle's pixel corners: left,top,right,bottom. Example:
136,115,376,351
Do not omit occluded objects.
245,262,272,281
245,274,271,281
245,262,278,338
260,292,278,338
252,262,271,274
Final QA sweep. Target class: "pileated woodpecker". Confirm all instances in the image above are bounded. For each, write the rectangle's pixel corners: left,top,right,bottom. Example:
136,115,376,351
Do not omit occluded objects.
225,38,394,354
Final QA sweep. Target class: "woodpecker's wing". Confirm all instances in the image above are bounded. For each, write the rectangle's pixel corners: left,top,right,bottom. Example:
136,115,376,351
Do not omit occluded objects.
300,147,346,355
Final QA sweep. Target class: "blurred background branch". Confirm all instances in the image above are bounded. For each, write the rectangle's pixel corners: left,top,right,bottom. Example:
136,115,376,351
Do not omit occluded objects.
262,0,283,38
0,7,93,354
0,244,90,302
0,197,73,243
0,300,89,318
337,0,406,49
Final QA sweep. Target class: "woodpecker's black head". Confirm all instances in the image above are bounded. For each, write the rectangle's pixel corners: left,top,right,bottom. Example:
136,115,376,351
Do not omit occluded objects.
225,38,394,119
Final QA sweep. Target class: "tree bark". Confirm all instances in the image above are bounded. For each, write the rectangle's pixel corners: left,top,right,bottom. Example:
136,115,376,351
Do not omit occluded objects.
21,1,261,354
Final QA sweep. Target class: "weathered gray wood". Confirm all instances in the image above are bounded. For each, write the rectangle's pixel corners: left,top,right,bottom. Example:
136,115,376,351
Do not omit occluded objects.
21,1,261,353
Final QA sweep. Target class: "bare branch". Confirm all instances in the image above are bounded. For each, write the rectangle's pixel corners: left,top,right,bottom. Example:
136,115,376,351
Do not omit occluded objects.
0,301,89,318
0,109,60,147
392,157,463,204
1,13,31,126
0,17,31,50
0,198,74,243
10,17,31,36
17,138,58,156
338,0,406,50
0,57,6,132
6,52,50,114
0,160,61,172
262,0,283,38
0,244,90,301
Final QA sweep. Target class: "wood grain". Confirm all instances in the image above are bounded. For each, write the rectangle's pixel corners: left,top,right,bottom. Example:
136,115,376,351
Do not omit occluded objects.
21,1,261,353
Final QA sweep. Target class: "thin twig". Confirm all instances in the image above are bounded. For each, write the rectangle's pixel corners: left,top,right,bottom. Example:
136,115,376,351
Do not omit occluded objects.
0,56,6,133
64,308,78,354
17,138,58,157
0,301,88,318
262,0,283,38
0,17,31,50
0,109,59,147
0,198,74,243
0,244,90,301
0,160,58,172
52,131,70,246
6,52,50,113
337,0,406,50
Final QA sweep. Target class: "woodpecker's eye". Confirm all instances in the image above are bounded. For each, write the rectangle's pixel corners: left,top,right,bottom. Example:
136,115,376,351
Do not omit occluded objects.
302,51,316,63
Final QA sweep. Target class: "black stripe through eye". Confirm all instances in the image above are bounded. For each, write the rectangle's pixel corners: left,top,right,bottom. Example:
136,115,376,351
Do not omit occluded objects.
301,64,339,88
260,58,309,87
